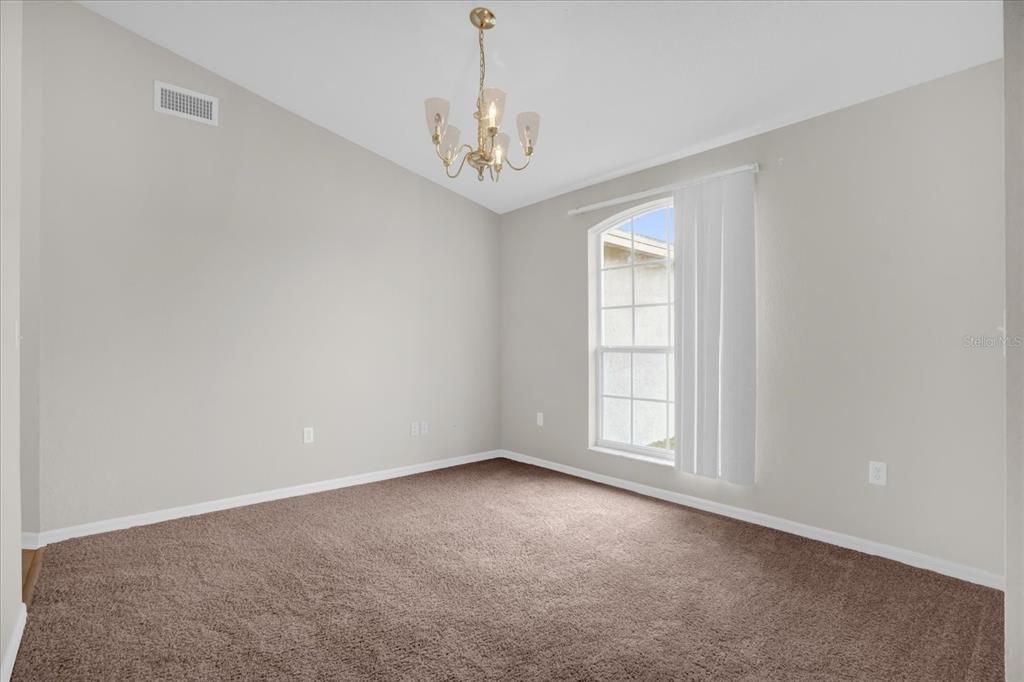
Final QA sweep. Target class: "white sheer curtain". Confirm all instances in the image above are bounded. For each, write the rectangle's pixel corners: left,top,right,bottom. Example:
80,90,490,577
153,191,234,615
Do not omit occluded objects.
675,171,756,484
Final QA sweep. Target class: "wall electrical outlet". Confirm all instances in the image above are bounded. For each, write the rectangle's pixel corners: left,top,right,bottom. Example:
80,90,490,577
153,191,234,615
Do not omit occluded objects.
303,427,315,444
410,421,420,437
868,461,887,486
420,421,429,436
536,412,544,427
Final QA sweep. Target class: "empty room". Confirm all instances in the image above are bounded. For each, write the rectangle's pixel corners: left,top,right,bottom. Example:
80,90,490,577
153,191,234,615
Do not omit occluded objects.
0,1,1022,680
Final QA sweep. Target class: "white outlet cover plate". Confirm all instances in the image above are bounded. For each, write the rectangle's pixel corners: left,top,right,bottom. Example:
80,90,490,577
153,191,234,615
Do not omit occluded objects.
868,461,887,486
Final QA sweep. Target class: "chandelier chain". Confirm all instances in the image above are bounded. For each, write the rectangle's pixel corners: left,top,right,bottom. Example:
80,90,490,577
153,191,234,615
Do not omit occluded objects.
478,28,486,104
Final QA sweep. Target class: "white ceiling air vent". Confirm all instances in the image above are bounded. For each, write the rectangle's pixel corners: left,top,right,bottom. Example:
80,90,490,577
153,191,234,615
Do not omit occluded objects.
154,81,218,126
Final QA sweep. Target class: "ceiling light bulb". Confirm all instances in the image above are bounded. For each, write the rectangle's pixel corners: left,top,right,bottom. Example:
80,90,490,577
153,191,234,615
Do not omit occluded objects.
481,88,506,128
516,112,540,155
424,98,450,141
494,132,509,168
440,126,461,163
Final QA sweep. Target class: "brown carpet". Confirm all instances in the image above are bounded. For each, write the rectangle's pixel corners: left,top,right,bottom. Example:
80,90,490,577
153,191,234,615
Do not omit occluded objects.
13,459,1003,681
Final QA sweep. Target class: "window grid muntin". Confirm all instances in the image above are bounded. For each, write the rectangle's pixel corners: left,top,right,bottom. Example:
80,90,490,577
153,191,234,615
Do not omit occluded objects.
597,204,675,459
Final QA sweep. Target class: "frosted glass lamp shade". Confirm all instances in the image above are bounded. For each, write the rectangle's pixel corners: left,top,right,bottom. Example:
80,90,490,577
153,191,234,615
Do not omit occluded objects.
480,88,506,128
493,132,510,167
440,126,461,162
424,98,450,139
516,112,540,154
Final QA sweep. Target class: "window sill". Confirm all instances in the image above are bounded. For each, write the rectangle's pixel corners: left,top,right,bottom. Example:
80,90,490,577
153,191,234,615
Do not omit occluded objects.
589,446,676,468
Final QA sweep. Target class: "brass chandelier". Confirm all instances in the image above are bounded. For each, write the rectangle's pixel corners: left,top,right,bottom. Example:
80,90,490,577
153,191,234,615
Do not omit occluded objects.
424,7,540,182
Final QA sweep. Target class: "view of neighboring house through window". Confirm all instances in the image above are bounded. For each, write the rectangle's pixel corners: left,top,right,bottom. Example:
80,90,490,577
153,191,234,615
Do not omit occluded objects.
596,202,675,461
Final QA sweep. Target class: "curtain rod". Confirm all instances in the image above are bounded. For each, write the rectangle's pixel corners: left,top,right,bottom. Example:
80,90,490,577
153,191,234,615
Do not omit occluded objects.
566,163,760,217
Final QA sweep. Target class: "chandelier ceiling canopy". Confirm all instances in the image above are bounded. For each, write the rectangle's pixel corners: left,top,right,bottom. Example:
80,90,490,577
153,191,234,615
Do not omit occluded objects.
424,7,540,183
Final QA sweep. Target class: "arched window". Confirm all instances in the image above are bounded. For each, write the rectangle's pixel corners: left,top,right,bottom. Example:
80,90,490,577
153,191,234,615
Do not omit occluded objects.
591,200,676,462
587,169,756,482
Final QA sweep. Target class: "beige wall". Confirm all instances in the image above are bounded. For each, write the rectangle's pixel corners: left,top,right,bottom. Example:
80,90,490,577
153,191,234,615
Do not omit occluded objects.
18,0,40,537
499,61,1006,578
1005,0,1024,677
21,1,501,532
1,0,25,672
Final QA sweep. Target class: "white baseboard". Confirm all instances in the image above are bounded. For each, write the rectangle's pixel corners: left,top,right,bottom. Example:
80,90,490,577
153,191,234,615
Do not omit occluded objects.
20,447,1003,591
23,450,500,549
498,449,1005,591
1,602,26,682
21,533,41,551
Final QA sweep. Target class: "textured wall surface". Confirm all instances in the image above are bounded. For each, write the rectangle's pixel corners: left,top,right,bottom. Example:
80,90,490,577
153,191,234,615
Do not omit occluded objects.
1005,0,1024,676
500,62,1006,578
1,0,25,672
21,1,501,531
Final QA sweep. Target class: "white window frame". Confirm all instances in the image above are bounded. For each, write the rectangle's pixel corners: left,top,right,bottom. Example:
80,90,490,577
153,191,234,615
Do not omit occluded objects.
590,198,676,465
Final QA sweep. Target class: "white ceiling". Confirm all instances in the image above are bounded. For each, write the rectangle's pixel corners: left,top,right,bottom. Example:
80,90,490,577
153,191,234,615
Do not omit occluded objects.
79,1,1002,214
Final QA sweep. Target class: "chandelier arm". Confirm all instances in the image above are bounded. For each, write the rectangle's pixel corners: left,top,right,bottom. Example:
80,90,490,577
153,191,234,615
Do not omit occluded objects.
436,143,473,168
504,155,532,172
445,148,473,179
